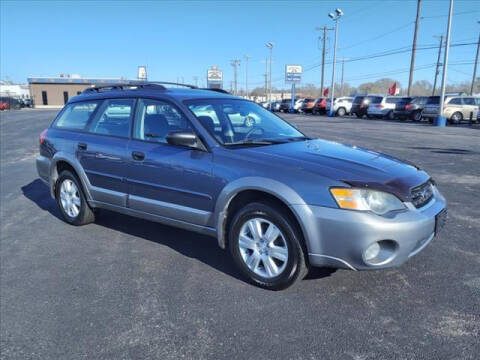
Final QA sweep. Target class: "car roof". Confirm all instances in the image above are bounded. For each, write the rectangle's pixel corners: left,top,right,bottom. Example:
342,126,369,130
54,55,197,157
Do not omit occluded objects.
68,86,237,104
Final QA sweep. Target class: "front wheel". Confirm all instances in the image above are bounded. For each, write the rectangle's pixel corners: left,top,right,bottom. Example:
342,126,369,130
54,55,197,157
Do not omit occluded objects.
229,202,308,290
55,170,95,225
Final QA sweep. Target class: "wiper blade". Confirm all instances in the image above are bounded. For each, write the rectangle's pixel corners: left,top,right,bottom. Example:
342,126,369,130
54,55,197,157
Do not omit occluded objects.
224,138,285,146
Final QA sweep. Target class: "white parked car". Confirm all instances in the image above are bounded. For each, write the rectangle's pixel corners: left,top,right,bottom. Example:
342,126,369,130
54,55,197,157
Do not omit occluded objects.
326,97,353,116
367,96,411,120
294,98,305,112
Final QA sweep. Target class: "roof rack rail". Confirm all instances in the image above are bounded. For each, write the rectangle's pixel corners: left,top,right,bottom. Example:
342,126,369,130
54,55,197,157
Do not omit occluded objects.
82,81,166,93
200,88,231,94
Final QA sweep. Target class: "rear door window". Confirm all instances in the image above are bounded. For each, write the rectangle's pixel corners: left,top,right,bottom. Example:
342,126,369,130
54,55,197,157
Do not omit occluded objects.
54,101,100,130
88,99,134,138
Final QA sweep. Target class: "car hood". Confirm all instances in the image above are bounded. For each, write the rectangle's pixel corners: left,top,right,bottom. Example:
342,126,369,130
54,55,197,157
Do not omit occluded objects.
240,139,430,201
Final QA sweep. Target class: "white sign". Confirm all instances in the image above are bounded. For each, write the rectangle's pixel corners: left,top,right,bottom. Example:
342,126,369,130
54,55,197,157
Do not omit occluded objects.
285,65,302,83
207,66,223,82
137,66,147,81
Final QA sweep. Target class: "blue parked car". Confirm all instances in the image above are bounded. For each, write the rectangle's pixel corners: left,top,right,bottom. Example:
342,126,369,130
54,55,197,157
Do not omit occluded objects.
36,82,447,290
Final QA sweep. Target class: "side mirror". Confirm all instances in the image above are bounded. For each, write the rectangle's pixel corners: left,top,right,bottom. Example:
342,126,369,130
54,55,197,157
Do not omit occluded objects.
166,131,204,150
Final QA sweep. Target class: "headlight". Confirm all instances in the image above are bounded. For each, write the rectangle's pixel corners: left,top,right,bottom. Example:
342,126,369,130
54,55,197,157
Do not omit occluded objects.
330,188,405,215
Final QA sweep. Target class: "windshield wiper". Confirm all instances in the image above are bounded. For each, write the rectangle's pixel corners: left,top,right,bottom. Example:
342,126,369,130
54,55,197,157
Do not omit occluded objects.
224,138,286,147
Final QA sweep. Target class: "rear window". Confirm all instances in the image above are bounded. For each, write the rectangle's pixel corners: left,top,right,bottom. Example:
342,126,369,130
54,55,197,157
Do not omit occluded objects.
368,96,383,104
55,101,100,130
353,96,365,104
426,96,440,105
448,98,462,105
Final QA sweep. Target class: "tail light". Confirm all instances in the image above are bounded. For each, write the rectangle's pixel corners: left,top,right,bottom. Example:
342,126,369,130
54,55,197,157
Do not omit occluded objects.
375,104,384,109
39,129,48,145
405,104,412,110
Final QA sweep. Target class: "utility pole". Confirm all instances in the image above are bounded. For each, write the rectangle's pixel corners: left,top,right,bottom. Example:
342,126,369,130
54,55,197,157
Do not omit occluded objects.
193,76,199,87
470,27,480,95
408,0,422,96
244,55,250,99
316,26,333,95
438,0,454,124
432,35,443,95
231,59,240,96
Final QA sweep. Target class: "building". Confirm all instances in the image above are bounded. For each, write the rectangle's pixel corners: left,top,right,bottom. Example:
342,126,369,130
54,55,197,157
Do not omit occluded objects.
0,81,30,99
28,75,124,108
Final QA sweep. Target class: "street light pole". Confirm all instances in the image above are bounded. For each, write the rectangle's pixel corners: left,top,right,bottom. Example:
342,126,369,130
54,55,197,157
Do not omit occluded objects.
266,42,274,107
437,0,454,126
328,9,343,117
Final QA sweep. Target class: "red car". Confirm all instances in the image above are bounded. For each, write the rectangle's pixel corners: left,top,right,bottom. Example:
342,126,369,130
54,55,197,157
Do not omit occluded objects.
0,100,10,111
313,97,327,115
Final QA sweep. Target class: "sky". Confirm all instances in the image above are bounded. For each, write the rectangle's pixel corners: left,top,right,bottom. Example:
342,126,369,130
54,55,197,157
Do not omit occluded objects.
1,0,479,91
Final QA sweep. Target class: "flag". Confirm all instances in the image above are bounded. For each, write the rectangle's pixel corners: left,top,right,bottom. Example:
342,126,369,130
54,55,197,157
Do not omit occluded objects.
388,82,397,95
323,88,329,96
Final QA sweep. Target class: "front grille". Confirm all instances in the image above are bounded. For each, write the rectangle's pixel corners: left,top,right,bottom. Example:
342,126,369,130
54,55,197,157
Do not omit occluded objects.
411,181,434,208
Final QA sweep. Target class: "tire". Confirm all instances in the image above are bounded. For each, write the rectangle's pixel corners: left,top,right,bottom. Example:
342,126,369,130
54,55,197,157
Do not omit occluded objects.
55,170,95,226
449,112,462,124
229,202,308,290
412,110,422,122
336,107,346,117
355,112,362,118
386,111,395,120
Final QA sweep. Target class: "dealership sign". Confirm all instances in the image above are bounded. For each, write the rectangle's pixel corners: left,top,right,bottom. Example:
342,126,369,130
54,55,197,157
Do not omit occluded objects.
207,66,223,82
285,65,302,83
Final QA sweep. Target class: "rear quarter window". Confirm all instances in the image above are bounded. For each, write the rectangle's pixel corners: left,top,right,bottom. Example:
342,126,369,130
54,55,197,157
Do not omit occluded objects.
54,101,100,130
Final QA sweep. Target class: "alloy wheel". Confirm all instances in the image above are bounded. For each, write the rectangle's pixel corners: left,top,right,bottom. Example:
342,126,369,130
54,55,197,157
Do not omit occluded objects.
60,179,81,218
238,218,289,278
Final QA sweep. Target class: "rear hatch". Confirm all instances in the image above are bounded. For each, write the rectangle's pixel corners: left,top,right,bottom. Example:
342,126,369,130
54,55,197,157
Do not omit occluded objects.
394,97,413,111
423,96,440,115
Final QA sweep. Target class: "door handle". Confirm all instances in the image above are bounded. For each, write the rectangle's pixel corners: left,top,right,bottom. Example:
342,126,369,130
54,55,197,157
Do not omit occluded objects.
131,151,145,161
78,142,87,151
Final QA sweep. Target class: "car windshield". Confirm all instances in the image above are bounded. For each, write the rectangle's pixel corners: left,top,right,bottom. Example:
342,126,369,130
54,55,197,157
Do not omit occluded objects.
187,99,306,146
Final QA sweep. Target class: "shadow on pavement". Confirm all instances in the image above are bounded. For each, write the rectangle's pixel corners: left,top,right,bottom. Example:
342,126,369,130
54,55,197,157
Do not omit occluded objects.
21,179,335,286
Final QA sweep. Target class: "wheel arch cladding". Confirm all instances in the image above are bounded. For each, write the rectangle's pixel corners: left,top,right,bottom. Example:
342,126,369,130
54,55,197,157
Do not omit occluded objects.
213,177,309,251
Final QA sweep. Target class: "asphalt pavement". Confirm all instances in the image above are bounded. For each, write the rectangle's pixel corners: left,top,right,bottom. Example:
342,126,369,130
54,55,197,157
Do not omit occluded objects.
1,109,479,359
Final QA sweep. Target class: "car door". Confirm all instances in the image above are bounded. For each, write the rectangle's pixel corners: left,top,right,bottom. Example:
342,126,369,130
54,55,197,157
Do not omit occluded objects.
126,98,214,226
76,98,135,207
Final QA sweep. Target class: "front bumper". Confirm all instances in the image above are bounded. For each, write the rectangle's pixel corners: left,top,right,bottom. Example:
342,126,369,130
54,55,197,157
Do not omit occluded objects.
292,187,447,271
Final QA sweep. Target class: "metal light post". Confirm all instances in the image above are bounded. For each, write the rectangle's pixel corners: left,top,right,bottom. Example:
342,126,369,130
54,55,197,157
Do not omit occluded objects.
470,22,480,96
244,55,250,99
436,0,453,126
328,8,343,117
266,42,274,108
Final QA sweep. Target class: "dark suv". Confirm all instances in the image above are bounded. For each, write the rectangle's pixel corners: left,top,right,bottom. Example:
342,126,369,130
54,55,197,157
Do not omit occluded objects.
37,82,447,290
394,96,428,121
351,95,375,118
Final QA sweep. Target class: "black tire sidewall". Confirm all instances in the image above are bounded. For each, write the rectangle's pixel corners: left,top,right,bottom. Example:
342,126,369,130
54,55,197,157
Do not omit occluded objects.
229,203,303,290
55,171,88,225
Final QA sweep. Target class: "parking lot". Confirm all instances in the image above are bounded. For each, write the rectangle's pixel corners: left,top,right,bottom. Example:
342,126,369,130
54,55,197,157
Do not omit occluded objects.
1,109,479,359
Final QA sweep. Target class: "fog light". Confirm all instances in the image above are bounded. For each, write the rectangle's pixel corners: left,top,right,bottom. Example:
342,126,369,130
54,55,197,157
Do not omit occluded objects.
364,242,381,261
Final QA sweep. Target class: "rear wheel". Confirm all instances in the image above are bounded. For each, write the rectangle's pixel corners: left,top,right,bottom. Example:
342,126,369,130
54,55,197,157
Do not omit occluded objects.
412,110,422,122
229,202,308,290
386,110,395,120
55,170,95,226
450,112,462,124
355,112,362,118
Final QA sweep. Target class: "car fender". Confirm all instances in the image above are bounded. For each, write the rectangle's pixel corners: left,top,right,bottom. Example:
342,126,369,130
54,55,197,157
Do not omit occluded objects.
50,152,93,201
213,176,308,249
